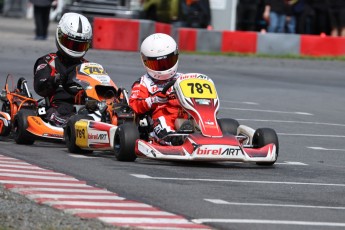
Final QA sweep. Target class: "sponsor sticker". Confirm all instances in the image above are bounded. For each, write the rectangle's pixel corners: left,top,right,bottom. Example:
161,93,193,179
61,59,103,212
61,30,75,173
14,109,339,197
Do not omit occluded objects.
35,64,46,73
195,145,243,157
88,129,109,144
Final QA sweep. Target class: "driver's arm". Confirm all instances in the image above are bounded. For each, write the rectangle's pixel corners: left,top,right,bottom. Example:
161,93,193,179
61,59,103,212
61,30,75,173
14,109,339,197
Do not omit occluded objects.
129,81,152,114
33,58,58,97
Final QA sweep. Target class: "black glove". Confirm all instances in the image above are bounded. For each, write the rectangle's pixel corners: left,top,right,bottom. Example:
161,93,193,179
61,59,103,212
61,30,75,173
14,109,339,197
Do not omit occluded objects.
54,73,66,87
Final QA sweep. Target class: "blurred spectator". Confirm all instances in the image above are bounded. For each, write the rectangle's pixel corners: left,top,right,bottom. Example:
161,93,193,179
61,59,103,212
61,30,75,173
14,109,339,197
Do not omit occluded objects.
256,0,268,32
236,0,260,31
328,0,345,37
291,0,314,34
263,0,289,33
30,0,55,40
180,0,211,29
285,0,297,33
309,0,330,35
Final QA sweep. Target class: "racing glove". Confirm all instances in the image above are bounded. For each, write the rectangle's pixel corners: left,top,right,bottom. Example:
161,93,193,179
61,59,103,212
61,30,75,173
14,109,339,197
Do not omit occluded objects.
145,96,168,108
54,73,66,87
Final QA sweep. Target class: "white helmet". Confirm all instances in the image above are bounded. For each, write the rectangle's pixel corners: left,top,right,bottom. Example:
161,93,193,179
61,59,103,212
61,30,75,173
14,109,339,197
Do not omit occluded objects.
56,13,92,59
140,33,179,81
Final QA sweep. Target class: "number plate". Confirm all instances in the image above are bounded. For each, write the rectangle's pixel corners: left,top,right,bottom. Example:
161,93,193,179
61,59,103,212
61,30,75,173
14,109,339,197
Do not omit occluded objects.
75,120,89,148
179,79,217,99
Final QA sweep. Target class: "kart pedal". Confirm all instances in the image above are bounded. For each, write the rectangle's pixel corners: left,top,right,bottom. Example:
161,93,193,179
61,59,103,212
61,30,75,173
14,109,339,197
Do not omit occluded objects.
177,120,194,133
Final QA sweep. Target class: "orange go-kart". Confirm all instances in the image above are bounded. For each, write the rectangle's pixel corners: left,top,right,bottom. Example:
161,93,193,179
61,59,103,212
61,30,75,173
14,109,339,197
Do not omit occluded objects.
0,76,37,139
0,63,134,145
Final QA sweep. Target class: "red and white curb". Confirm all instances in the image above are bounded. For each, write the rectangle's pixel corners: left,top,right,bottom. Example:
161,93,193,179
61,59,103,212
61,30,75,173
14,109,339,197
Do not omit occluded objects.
0,155,210,229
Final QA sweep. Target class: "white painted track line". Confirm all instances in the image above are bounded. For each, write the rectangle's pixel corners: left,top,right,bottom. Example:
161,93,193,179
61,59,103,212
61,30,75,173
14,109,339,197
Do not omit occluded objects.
237,119,345,127
278,133,345,138
191,219,345,227
131,174,345,187
308,147,345,152
204,199,345,210
222,107,313,115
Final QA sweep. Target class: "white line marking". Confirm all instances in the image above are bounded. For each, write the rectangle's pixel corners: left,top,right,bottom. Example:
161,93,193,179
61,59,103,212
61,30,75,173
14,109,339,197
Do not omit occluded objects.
0,173,78,181
132,174,152,179
308,147,345,152
27,194,124,200
204,200,345,210
0,169,66,175
131,174,345,187
0,164,43,169
65,209,175,215
0,160,31,165
43,201,149,206
221,100,259,105
191,219,345,227
236,119,345,127
275,161,308,166
99,217,189,224
0,181,86,186
222,108,313,116
278,133,345,138
11,188,112,193
68,154,99,159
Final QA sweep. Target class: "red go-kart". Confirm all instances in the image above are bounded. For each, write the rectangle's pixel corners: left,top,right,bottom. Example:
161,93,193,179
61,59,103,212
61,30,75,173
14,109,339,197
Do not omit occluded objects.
114,73,279,166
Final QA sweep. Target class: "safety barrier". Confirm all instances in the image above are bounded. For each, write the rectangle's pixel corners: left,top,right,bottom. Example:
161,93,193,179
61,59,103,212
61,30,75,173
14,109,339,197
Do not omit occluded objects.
93,17,345,57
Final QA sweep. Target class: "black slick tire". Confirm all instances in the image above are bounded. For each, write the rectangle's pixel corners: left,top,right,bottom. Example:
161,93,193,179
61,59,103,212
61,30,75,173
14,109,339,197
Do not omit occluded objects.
217,118,240,135
64,115,93,154
114,123,139,162
253,128,279,166
13,109,36,145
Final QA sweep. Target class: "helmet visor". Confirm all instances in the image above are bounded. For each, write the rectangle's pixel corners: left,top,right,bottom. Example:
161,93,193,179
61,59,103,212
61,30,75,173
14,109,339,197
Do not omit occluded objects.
58,32,90,52
142,51,178,71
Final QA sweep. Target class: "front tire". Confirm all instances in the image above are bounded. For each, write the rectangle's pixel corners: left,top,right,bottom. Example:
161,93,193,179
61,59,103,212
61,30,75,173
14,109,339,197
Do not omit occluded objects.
13,109,36,145
64,115,93,154
217,118,240,135
253,128,279,166
114,123,139,162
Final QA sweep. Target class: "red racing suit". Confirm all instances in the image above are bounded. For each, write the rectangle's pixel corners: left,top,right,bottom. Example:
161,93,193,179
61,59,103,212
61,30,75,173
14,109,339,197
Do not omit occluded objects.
129,73,187,132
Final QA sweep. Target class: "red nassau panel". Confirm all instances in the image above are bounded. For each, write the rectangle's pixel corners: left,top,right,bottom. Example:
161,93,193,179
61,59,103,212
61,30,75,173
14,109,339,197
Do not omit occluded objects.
221,31,257,53
178,28,197,51
301,35,345,56
155,22,172,35
93,18,139,51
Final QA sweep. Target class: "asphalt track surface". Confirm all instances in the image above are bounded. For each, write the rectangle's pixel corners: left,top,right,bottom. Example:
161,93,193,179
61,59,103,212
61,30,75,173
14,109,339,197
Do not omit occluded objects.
1,17,345,230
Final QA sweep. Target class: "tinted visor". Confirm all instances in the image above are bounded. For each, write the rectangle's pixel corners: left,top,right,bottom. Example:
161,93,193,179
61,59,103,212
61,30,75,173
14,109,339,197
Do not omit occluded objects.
142,51,178,71
58,32,90,52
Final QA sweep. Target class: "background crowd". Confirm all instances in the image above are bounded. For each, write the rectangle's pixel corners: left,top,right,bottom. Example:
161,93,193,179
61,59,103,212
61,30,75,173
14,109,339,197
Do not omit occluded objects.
1,0,345,38
236,0,345,37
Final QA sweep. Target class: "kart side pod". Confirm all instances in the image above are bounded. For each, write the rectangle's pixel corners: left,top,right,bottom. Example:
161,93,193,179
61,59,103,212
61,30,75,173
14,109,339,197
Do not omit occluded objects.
65,118,118,152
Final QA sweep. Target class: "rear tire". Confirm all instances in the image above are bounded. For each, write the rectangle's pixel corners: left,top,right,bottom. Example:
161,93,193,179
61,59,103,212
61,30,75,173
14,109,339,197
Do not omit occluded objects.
253,128,279,166
13,109,36,145
114,123,139,162
65,115,93,154
217,118,240,135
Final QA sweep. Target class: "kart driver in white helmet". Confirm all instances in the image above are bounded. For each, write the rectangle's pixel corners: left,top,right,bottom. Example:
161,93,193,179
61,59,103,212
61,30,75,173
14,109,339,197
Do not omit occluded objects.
129,33,189,145
33,12,92,127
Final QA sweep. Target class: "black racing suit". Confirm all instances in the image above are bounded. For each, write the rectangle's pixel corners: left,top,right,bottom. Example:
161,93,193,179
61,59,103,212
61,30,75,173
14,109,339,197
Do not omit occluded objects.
33,51,87,126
